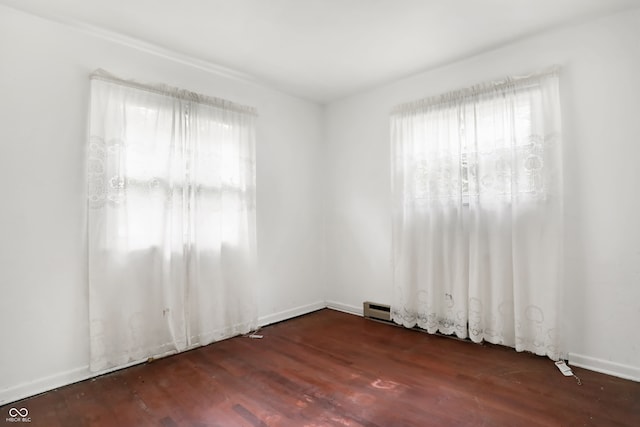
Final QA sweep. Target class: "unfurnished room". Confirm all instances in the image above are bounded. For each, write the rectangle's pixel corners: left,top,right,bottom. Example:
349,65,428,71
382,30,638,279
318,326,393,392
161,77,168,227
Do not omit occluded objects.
0,0,639,426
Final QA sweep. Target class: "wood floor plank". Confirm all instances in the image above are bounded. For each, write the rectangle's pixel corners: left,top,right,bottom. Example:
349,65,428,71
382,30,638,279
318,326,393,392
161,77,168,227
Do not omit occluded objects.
2,309,639,426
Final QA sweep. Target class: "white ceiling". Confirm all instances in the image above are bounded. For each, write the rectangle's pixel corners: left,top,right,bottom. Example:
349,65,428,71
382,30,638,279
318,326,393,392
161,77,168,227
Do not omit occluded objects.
3,0,639,103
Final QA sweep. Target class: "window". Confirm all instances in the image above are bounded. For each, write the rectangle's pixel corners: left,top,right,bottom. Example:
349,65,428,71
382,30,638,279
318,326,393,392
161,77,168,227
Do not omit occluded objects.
87,75,256,252
108,102,246,250
395,83,546,207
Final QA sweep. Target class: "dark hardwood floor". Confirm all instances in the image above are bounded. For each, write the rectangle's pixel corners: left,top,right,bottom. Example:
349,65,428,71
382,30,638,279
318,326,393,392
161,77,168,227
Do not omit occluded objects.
3,309,639,426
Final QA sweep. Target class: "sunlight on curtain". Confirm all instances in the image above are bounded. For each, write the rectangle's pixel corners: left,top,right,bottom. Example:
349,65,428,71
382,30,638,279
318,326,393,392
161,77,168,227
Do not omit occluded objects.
390,68,564,360
87,70,257,371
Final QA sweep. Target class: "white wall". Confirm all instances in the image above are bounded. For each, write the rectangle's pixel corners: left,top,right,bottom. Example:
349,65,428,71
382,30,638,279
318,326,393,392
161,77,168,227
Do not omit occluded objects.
324,9,640,380
0,5,325,403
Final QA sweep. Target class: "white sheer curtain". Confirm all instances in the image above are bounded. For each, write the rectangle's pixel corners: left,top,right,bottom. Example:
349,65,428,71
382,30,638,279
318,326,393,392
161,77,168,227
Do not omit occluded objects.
390,68,564,360
87,70,257,372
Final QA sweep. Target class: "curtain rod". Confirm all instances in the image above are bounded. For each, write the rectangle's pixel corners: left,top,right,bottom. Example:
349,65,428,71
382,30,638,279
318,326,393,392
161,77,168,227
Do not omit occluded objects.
90,69,258,116
391,66,560,115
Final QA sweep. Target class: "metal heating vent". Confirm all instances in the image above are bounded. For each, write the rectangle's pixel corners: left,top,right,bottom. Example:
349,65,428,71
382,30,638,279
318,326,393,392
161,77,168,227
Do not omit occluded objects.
363,301,391,322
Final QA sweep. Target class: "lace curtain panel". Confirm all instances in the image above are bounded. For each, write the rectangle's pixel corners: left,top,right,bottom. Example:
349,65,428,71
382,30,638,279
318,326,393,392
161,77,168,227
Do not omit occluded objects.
88,70,258,372
390,68,564,360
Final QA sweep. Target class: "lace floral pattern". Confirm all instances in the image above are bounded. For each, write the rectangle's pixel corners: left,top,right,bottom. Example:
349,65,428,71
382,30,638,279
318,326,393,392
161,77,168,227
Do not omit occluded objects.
409,134,557,206
392,298,561,357
87,136,127,208
391,68,565,360
88,71,258,372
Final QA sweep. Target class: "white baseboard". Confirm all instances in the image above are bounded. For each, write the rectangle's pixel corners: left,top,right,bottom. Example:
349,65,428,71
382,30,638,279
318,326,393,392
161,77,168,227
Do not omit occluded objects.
257,300,326,327
569,353,640,382
0,356,164,406
9,303,635,406
325,300,363,316
1,301,326,405
0,366,90,406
